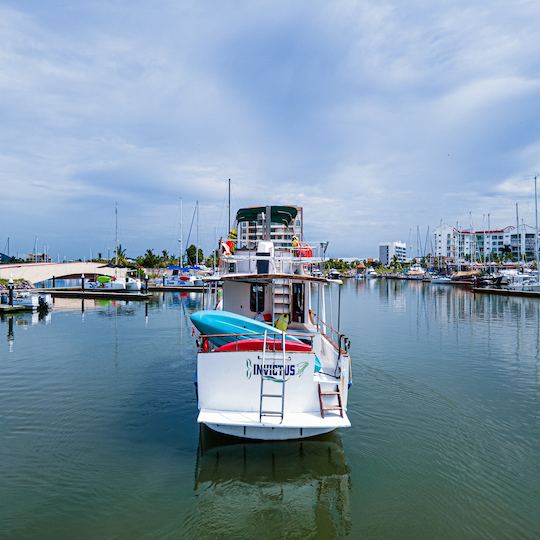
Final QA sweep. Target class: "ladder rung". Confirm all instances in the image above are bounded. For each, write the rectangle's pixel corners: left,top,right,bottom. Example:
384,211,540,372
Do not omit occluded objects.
260,411,283,416
320,391,340,396
322,406,343,411
262,393,283,398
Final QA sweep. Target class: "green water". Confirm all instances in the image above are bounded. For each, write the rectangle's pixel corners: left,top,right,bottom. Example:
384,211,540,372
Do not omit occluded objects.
1,282,539,539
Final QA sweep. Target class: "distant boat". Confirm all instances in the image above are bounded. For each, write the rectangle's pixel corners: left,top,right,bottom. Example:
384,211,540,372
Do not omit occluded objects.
328,269,341,279
406,264,426,280
86,275,141,291
165,266,205,287
431,276,452,284
1,291,52,309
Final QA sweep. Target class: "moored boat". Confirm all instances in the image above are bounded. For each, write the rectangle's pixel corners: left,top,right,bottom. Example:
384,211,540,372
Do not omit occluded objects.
191,205,352,441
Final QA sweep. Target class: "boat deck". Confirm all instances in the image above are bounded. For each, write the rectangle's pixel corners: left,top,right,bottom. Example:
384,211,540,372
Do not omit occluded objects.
198,409,351,429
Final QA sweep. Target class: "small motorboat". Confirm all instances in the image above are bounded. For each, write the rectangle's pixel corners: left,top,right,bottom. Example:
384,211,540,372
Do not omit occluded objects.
1,291,53,310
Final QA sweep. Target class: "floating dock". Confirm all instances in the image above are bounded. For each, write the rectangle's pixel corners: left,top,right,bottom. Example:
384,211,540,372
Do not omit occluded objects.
0,304,34,313
48,290,151,301
472,287,540,298
148,285,206,292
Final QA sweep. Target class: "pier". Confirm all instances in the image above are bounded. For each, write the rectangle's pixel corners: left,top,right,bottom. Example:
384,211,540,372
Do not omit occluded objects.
46,290,151,301
472,287,540,298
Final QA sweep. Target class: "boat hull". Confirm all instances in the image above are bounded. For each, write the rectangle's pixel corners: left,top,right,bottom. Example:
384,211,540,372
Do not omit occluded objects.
203,422,336,440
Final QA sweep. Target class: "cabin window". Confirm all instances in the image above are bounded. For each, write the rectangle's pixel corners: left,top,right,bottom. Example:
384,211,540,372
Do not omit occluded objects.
250,284,265,312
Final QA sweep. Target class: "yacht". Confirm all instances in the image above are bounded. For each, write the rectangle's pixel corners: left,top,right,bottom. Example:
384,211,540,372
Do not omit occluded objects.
86,275,141,291
405,264,426,280
0,290,53,310
165,266,205,287
190,205,352,440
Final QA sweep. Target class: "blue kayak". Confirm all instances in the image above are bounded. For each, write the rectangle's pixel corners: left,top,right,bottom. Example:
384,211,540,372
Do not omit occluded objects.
190,310,301,347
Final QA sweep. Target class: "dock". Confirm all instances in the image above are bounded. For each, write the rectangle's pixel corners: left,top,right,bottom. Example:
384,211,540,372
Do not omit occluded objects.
0,304,34,313
48,290,151,301
472,287,540,298
148,285,206,293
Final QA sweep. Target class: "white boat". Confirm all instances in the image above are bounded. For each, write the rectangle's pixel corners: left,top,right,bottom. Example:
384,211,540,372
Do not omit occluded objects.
165,266,205,287
506,274,540,291
328,268,341,279
86,275,141,291
406,264,426,280
431,276,452,284
1,291,53,309
192,205,352,441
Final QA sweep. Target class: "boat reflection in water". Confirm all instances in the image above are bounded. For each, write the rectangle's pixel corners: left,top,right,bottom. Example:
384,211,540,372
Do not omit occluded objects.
185,426,351,538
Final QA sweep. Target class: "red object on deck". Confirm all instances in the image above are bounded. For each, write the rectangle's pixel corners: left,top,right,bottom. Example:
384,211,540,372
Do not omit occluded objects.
215,338,311,353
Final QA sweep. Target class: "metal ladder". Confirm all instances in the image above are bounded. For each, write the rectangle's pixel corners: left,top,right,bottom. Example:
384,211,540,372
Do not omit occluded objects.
318,383,343,418
259,331,287,423
272,279,291,320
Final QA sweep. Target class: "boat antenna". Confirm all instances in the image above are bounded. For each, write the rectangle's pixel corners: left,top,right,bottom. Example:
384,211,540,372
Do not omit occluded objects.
228,178,231,233
535,175,539,282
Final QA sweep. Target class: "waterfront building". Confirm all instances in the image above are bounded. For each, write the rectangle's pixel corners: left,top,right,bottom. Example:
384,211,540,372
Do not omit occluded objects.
237,205,303,250
379,241,407,265
24,252,52,263
433,223,539,261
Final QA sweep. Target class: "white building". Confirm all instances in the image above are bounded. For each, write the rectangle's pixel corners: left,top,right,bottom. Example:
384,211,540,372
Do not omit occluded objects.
237,206,303,250
433,223,539,261
379,241,407,265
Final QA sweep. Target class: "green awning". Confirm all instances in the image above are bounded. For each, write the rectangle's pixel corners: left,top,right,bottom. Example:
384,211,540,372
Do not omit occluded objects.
235,206,298,226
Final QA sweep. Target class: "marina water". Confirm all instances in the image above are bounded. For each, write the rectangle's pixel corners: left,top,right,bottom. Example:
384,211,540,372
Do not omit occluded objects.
1,281,539,538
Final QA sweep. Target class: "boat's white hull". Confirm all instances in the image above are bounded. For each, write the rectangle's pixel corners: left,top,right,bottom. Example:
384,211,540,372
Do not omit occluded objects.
196,344,351,441
203,422,336,440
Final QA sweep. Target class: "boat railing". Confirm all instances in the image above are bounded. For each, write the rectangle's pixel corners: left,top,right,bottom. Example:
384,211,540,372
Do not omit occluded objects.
309,310,350,355
194,331,315,353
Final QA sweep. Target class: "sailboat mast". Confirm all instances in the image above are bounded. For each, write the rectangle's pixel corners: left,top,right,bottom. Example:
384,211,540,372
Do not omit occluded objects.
179,197,183,267
115,202,118,268
228,178,231,233
515,202,520,263
196,200,199,266
535,175,539,282
487,213,491,273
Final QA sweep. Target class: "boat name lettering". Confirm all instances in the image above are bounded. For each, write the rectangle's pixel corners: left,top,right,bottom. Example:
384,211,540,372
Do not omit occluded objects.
252,363,296,377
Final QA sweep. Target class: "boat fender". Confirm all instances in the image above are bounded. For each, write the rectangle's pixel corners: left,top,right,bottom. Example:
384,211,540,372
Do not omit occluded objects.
275,313,289,332
221,241,231,256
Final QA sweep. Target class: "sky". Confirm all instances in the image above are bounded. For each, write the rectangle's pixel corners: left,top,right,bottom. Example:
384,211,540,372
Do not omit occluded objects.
2,0,540,259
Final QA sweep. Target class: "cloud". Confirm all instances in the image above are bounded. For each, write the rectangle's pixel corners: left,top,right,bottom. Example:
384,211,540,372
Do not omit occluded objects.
1,1,540,258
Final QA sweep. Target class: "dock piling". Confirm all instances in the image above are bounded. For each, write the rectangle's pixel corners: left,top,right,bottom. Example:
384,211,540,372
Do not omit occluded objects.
8,277,14,306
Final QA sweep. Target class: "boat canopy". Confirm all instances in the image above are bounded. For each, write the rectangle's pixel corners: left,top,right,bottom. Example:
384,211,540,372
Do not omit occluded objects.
235,206,298,226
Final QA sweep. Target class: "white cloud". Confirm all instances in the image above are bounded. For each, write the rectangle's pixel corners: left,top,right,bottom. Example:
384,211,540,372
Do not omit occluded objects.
2,1,540,257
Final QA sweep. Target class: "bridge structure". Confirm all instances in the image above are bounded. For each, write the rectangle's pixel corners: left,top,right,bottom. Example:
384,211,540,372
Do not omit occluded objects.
0,262,127,285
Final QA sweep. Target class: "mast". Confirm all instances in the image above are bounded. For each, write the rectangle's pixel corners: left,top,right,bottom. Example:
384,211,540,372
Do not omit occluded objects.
179,197,183,266
487,213,491,273
228,178,231,234
196,200,199,266
515,202,520,263
535,175,539,282
115,202,119,268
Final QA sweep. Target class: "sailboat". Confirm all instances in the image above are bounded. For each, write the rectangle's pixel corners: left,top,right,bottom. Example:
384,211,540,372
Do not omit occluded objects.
190,205,352,440
86,203,141,292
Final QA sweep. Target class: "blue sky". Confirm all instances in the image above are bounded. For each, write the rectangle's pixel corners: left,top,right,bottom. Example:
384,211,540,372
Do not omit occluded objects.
2,0,540,259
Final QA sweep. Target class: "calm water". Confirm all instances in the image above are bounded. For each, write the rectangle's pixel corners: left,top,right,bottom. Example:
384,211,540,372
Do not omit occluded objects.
1,282,539,539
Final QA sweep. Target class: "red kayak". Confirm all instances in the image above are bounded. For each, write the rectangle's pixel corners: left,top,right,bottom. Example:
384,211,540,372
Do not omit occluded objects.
216,338,312,353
